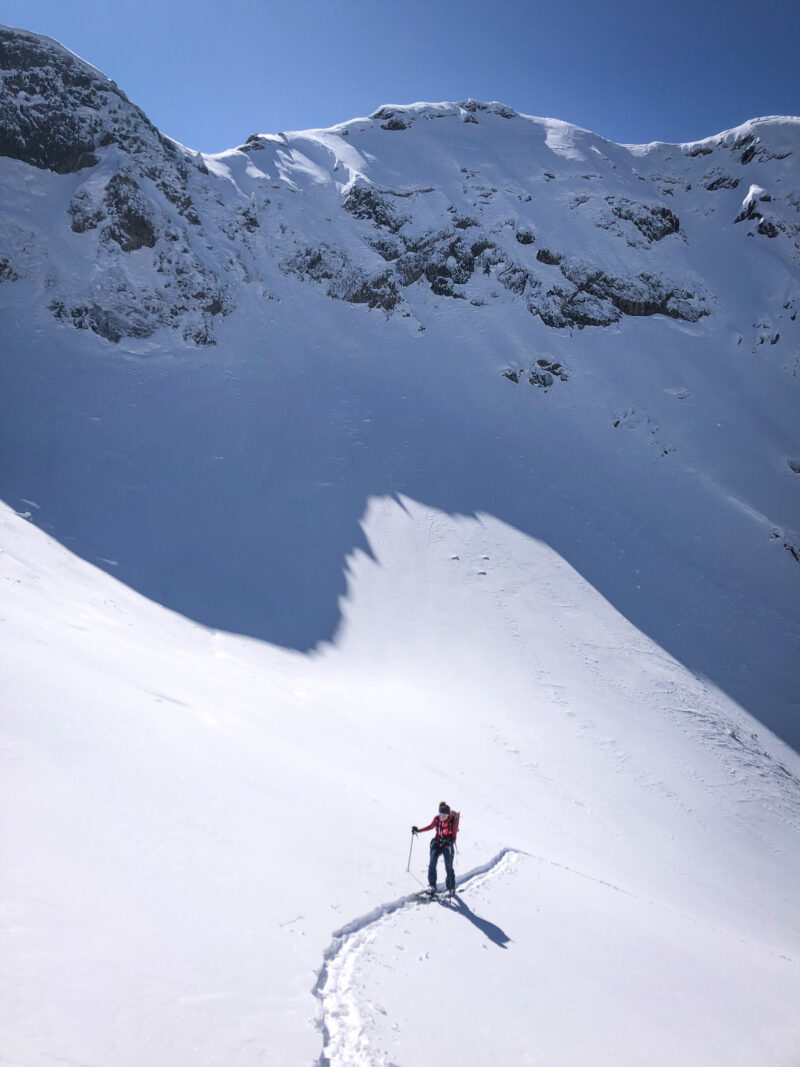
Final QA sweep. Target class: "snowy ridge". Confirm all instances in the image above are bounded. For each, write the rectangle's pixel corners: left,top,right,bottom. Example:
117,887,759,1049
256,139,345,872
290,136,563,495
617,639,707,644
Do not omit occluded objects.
1,25,800,344
314,849,521,1066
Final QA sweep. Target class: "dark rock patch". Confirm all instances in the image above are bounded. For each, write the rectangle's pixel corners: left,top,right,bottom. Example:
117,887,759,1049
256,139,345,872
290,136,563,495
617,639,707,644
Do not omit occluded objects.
0,257,19,282
232,203,259,233
394,250,427,287
241,133,266,151
523,259,708,328
534,357,568,381
503,358,568,389
704,173,740,191
371,107,412,131
741,145,756,165
69,191,106,233
732,133,755,150
370,237,401,261
418,231,478,286
50,299,153,343
103,173,157,251
536,247,563,265
430,275,458,297
606,197,681,242
498,264,528,295
0,28,167,174
344,270,401,311
283,245,342,284
734,200,760,224
344,186,407,233
282,244,402,313
529,367,554,388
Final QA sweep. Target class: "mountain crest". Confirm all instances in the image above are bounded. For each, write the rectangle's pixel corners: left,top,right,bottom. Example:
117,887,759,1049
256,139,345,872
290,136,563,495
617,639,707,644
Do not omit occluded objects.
1,24,798,347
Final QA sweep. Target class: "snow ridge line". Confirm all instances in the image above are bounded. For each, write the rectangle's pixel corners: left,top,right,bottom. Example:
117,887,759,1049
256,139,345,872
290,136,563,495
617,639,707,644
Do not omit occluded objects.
312,847,521,1066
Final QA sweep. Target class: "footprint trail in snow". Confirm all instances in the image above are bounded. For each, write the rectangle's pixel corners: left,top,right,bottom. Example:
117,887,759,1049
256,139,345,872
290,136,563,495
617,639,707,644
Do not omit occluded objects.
313,848,521,1066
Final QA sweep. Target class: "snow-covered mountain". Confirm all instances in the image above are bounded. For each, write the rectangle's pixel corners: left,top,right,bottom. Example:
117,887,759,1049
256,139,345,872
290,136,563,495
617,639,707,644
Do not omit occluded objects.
2,26,799,345
1,25,800,1067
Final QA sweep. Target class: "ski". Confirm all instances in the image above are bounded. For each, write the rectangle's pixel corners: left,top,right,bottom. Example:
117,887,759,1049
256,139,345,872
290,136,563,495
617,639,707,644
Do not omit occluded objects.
415,887,457,904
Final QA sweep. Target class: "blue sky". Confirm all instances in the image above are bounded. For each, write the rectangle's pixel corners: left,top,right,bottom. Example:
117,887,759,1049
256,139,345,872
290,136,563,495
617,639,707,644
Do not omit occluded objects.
5,0,799,152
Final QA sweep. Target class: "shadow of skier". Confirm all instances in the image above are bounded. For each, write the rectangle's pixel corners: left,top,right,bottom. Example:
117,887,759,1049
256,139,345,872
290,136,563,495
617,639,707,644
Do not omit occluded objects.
446,894,512,949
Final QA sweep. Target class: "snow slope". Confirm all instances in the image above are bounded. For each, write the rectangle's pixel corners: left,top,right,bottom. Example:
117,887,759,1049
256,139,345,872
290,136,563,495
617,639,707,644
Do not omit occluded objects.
2,25,800,1067
1,27,799,745
2,499,800,1066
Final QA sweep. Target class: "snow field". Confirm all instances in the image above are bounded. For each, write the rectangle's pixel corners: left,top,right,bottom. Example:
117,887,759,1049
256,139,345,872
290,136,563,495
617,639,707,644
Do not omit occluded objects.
343,851,800,1067
2,497,800,1066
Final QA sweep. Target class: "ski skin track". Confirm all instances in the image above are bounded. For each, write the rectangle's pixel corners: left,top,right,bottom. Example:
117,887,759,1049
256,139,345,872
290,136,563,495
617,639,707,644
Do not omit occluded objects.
312,847,521,1066
311,844,796,1066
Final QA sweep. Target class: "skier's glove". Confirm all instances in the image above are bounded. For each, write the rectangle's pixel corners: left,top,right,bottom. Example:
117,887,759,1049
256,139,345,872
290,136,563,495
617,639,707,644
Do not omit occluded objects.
412,826,419,834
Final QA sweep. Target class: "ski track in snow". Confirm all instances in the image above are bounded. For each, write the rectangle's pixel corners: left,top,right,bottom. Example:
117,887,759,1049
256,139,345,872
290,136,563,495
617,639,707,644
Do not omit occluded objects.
312,848,520,1067
312,843,797,1066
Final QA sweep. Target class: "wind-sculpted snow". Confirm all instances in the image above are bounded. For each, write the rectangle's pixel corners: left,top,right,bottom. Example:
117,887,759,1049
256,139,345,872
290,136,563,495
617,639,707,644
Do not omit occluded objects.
313,849,521,1066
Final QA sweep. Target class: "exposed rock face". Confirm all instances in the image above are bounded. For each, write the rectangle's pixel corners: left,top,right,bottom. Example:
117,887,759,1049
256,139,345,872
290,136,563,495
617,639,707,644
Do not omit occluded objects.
0,27,229,342
0,27,102,172
282,245,402,312
733,184,789,239
344,186,407,232
704,171,740,191
1,27,799,347
101,173,158,250
606,197,681,242
0,26,171,174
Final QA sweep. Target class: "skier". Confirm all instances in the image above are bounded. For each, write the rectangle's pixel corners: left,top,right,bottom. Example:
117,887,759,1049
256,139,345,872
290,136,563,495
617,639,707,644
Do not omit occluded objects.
412,801,459,897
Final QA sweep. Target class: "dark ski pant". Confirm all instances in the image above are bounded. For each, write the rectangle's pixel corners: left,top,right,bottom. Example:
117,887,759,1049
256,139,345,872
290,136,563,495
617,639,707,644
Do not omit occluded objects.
428,841,455,891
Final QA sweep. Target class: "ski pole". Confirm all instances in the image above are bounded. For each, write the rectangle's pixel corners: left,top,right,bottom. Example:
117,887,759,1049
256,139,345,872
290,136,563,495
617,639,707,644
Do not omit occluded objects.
407,831,416,871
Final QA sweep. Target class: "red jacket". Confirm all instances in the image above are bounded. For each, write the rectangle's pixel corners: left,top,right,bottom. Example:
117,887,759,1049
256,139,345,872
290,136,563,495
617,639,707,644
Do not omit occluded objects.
418,814,457,844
